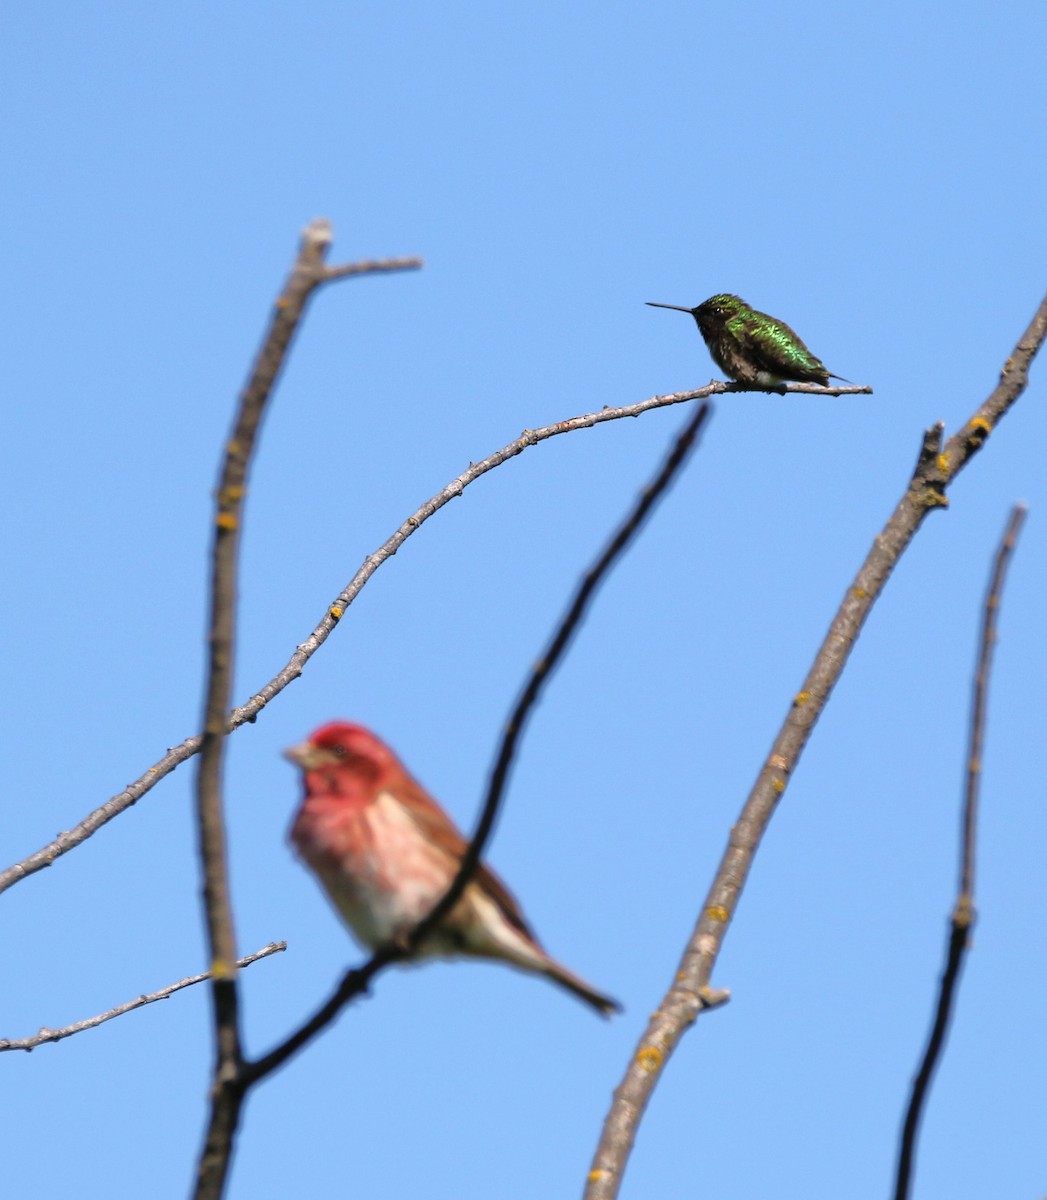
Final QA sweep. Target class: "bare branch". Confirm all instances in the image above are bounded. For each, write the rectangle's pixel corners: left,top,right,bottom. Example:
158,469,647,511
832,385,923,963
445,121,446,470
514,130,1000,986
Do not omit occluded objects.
192,221,420,1200
958,506,1027,906
892,504,1027,1200
0,943,285,1054
0,380,866,897
242,402,713,1085
193,219,324,1199
584,293,1047,1200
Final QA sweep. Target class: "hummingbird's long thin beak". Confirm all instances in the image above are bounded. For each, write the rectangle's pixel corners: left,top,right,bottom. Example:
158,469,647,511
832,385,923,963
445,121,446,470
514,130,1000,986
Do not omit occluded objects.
646,302,693,313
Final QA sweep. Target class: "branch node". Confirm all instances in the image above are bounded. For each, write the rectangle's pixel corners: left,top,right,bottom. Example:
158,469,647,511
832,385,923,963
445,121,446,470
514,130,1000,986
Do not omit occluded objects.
909,424,951,510
951,896,976,929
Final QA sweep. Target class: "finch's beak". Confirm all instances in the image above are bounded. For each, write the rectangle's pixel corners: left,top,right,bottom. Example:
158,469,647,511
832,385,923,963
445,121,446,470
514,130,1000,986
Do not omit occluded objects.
283,740,328,769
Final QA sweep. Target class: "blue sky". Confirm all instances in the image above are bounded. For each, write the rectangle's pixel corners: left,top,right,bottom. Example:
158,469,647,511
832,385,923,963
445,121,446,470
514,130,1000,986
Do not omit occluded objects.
4,4,1046,1197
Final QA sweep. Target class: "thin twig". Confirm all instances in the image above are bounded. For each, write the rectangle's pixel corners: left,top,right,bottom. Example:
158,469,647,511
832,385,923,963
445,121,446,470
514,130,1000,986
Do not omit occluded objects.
323,256,423,281
958,509,1028,906
192,221,419,1200
0,381,866,898
0,943,285,1054
892,504,1027,1200
585,293,1047,1200
242,401,713,1085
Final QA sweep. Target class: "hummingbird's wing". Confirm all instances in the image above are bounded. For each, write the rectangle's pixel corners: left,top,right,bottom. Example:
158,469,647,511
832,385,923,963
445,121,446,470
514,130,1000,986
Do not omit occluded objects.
739,315,836,384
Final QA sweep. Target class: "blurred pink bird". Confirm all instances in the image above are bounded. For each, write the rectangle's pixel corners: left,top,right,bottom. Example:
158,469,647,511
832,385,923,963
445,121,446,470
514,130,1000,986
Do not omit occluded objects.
285,721,620,1016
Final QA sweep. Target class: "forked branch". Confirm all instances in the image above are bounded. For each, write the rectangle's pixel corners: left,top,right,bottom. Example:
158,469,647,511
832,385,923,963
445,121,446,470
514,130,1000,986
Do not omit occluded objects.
192,222,421,1200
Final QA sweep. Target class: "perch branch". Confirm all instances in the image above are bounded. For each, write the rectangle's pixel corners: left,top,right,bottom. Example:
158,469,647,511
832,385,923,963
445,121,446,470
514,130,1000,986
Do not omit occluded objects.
0,380,863,899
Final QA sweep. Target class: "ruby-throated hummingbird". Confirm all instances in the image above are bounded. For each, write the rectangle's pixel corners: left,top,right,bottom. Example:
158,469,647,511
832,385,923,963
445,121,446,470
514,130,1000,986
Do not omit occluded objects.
647,294,848,387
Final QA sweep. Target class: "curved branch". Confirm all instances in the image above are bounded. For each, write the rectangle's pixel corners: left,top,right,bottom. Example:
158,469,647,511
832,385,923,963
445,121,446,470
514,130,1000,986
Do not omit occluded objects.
0,381,867,897
242,402,712,1085
0,943,285,1054
584,293,1047,1199
892,504,1027,1200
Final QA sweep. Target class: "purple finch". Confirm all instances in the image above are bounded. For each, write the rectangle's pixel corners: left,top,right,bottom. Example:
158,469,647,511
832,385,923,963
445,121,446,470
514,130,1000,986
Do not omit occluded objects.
286,721,619,1016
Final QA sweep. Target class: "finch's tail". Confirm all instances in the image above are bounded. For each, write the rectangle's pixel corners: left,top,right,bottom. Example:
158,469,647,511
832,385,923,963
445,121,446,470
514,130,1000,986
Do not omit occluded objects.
543,959,622,1017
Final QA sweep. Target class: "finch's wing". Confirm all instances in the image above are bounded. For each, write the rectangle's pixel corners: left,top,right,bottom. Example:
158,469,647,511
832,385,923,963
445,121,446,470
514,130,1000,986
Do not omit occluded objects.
393,773,540,943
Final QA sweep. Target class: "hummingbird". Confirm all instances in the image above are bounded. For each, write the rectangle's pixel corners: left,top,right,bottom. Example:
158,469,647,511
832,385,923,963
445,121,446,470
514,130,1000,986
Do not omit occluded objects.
646,294,848,388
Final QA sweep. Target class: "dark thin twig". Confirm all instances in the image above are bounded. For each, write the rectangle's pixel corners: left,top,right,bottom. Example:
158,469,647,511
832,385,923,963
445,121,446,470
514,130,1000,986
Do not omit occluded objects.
958,509,1028,905
242,401,713,1085
418,402,714,951
0,381,865,898
893,504,1027,1200
585,292,1047,1200
192,222,420,1200
0,943,285,1054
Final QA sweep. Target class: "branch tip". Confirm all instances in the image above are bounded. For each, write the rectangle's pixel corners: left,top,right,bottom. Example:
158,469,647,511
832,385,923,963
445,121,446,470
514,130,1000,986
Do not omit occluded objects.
301,218,334,253
698,986,731,1010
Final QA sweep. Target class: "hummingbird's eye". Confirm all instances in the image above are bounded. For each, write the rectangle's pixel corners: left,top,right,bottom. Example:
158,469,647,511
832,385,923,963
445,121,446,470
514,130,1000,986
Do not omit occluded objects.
330,744,348,759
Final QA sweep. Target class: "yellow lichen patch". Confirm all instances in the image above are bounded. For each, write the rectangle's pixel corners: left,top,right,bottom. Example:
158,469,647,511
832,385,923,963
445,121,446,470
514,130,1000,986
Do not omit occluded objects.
936,453,950,474
793,691,810,706
706,905,728,923
226,440,240,456
216,512,238,530
969,757,981,773
853,587,868,599
966,417,992,448
210,958,234,980
772,778,786,794
636,1045,663,1073
588,1169,607,1184
329,605,344,620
